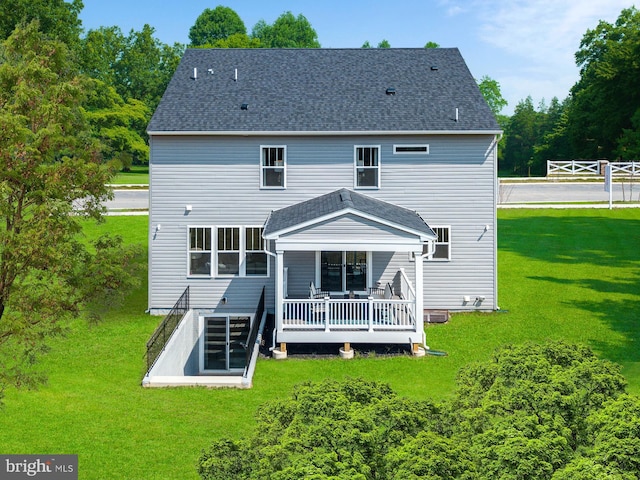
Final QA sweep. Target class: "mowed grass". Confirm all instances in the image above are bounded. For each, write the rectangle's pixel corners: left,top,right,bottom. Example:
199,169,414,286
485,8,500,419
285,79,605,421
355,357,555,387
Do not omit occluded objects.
0,210,639,479
112,165,149,185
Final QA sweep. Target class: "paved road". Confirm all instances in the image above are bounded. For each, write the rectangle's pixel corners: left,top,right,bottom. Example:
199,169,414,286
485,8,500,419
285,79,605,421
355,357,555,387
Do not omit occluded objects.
107,189,149,210
499,181,638,204
108,182,640,211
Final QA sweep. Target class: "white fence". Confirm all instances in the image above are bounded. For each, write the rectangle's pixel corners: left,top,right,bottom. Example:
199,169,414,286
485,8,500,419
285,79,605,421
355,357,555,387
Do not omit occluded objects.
547,160,640,177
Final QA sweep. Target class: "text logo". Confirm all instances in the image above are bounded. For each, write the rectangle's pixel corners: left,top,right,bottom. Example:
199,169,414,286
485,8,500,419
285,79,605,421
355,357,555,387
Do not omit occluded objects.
1,455,77,479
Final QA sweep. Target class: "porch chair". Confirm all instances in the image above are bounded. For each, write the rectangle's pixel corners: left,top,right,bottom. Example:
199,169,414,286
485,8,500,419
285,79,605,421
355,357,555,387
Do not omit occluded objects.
309,281,329,299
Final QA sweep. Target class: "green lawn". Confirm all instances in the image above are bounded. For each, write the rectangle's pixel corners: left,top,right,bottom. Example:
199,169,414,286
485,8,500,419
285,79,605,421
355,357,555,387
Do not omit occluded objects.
0,210,639,479
112,165,149,185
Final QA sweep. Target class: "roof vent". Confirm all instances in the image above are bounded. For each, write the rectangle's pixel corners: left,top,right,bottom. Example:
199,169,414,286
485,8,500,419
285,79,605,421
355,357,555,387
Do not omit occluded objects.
431,65,438,71
385,87,396,95
241,103,249,110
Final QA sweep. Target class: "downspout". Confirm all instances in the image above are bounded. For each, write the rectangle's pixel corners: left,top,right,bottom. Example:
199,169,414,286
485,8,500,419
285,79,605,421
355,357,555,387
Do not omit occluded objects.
262,245,278,352
261,221,278,351
419,238,436,349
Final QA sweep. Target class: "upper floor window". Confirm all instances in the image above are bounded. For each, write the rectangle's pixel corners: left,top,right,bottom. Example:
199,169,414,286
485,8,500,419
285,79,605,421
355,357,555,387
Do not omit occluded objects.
354,146,380,189
261,146,286,189
188,227,212,276
394,144,429,154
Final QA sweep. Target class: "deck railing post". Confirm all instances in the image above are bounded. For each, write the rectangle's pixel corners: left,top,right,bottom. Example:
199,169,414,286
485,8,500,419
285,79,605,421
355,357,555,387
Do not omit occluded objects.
368,297,374,332
324,296,330,332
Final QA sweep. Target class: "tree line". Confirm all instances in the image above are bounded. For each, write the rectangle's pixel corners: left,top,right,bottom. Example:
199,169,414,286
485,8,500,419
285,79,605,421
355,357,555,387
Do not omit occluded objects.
501,7,640,176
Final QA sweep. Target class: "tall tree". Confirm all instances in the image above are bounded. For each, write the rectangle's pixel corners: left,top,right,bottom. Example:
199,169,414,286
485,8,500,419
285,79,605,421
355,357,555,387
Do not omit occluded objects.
502,96,542,175
424,41,440,48
477,75,507,117
0,22,140,399
252,12,320,48
567,7,640,159
189,6,246,47
0,0,83,47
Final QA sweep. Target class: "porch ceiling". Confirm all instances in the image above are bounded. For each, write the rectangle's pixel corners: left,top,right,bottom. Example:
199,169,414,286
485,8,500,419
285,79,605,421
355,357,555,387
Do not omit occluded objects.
263,189,436,252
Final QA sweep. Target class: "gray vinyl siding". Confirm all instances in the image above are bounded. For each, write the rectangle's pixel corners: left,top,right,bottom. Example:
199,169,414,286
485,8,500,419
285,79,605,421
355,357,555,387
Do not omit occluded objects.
281,214,417,243
149,134,497,312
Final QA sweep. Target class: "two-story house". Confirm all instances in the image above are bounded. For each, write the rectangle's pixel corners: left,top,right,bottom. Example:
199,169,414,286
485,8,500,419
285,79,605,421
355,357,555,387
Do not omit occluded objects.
145,48,501,380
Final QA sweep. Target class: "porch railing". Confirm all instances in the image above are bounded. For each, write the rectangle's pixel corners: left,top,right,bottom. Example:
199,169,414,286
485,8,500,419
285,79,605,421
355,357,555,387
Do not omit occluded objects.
395,268,416,304
145,286,190,371
282,297,415,331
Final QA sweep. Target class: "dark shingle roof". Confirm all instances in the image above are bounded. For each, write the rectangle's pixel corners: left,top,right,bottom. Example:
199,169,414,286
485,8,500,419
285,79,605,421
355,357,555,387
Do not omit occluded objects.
148,48,500,133
263,189,435,238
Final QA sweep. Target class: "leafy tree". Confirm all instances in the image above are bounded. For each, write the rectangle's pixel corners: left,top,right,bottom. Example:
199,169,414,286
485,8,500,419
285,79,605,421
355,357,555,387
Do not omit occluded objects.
361,40,372,48
567,7,640,159
78,26,127,87
502,96,542,175
85,80,150,167
207,33,261,49
252,12,320,48
477,75,507,117
0,22,141,402
0,0,83,47
79,24,183,164
198,378,438,479
189,6,246,47
424,41,440,48
198,342,633,479
377,39,391,48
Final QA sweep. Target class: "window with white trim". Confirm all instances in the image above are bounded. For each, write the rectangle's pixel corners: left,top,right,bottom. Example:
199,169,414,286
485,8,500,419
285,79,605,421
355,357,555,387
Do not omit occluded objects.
427,226,450,261
354,146,380,188
217,227,240,275
393,144,429,154
260,146,286,188
410,226,451,262
188,227,212,276
245,227,267,276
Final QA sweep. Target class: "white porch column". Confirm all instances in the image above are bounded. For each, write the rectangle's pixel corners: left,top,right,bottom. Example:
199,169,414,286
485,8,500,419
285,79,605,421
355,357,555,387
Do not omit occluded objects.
275,250,284,334
414,249,424,340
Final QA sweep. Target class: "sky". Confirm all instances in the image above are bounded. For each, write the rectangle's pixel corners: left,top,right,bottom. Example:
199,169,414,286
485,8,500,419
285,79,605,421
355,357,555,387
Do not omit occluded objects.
79,0,634,115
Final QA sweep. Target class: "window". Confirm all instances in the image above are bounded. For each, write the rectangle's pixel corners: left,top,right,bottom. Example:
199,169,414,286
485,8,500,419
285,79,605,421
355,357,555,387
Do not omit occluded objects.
189,227,212,276
354,146,380,188
261,146,286,188
411,226,451,262
217,227,240,275
245,227,267,276
188,226,268,277
394,144,429,154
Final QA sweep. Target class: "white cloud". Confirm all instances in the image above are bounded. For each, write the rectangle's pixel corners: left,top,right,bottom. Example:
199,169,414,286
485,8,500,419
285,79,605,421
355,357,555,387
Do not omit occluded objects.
465,0,631,112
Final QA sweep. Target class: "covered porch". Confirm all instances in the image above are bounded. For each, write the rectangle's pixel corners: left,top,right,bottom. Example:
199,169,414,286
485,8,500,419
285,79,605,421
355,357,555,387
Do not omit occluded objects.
263,189,436,354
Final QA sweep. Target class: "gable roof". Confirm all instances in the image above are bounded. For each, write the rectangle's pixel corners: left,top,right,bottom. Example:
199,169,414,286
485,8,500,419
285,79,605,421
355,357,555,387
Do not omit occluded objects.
148,48,500,134
263,189,435,240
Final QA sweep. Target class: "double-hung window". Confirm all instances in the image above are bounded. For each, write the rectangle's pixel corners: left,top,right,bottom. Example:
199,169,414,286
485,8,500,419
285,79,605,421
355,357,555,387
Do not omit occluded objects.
411,226,451,262
354,146,380,188
188,226,268,277
260,146,286,188
189,227,212,276
217,227,240,275
245,227,267,276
